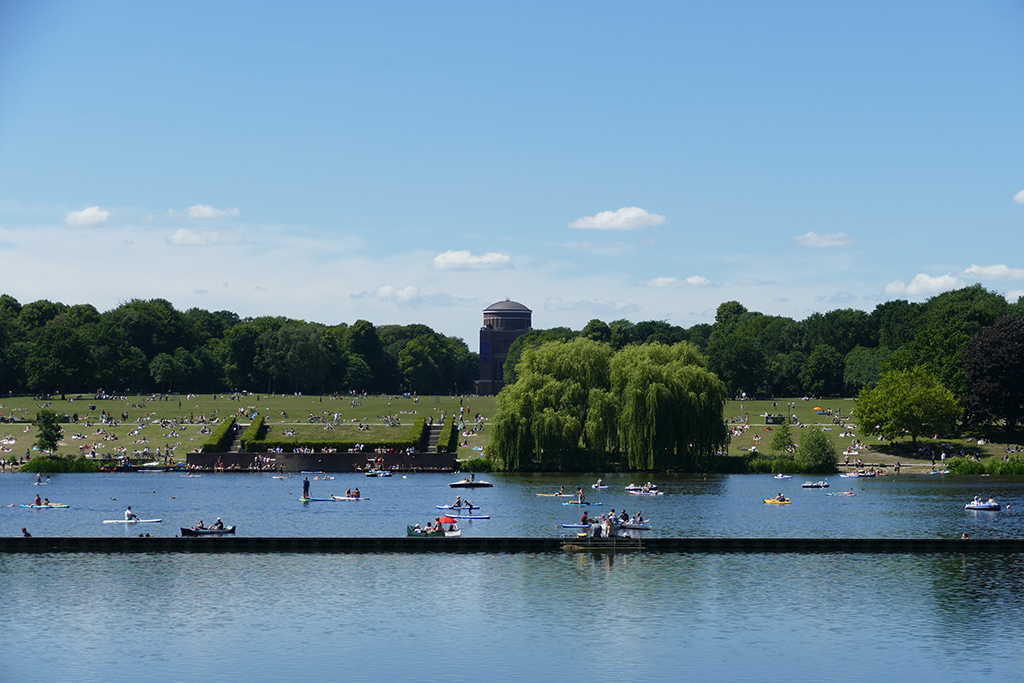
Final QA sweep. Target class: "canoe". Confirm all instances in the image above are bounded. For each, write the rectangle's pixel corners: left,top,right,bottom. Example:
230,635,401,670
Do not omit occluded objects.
436,504,479,510
764,498,791,505
20,503,69,509
300,497,334,503
407,525,462,538
563,501,601,506
449,479,492,488
180,526,236,536
332,495,370,501
103,519,162,524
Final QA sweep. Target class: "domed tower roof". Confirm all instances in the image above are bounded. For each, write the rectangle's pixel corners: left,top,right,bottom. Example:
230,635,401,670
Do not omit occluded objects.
483,299,532,313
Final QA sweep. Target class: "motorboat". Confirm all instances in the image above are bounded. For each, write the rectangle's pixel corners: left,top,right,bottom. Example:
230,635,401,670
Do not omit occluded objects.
449,478,492,488
774,474,793,480
965,498,1001,511
801,481,829,488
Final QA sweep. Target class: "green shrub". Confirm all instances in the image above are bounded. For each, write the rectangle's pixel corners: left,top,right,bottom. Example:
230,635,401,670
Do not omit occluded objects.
21,454,100,473
986,457,1024,475
199,416,236,453
461,456,494,472
947,457,985,475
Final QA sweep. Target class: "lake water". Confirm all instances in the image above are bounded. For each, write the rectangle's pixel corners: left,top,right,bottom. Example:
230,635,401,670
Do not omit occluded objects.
3,471,1024,681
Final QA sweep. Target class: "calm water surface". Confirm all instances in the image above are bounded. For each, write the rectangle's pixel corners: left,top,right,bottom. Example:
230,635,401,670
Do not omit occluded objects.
3,472,1024,681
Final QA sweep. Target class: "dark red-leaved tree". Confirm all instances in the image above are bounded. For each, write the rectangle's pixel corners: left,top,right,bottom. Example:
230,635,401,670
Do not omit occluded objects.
962,314,1024,432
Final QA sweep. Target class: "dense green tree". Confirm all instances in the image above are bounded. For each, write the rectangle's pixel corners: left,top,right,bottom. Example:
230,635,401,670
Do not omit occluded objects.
799,344,844,396
769,421,796,456
19,299,66,332
25,326,94,393
843,345,890,393
855,366,960,445
706,331,767,396
961,314,1024,431
796,428,838,473
581,319,612,344
35,409,62,453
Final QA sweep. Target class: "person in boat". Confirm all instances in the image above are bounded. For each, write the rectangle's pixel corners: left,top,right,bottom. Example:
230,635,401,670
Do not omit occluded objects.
635,511,644,524
125,506,138,521
33,494,41,506
452,495,463,508
211,518,224,530
619,509,629,522
196,520,205,529
352,488,360,498
346,488,352,498
775,493,786,502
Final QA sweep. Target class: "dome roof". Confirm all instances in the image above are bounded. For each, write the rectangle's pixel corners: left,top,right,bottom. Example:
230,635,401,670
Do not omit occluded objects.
484,299,531,313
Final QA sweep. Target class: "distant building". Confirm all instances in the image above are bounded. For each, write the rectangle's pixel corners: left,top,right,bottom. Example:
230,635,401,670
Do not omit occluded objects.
478,299,532,395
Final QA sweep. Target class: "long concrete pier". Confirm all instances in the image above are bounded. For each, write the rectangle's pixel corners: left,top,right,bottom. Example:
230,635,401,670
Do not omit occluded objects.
2,536,1023,554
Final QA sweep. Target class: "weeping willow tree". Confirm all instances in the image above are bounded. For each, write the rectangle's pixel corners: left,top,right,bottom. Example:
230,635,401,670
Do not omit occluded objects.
490,339,729,472
611,344,729,471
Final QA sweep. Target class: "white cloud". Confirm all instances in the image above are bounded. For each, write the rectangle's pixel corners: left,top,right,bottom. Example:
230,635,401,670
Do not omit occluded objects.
793,231,854,247
165,228,247,246
961,264,1024,281
168,204,241,219
641,275,711,288
1007,290,1024,303
736,278,774,286
1014,190,1024,204
885,273,965,297
569,206,666,230
64,206,110,227
431,250,513,271
352,285,475,309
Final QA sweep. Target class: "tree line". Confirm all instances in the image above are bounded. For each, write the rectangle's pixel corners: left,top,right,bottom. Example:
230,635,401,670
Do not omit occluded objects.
0,296,478,396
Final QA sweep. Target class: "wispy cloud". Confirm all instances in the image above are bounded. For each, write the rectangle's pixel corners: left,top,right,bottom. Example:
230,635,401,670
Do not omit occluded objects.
165,228,247,246
569,241,632,255
569,207,666,230
544,297,641,314
961,264,1024,281
169,204,241,219
641,275,711,288
793,231,854,247
1014,190,1024,204
431,250,513,271
64,206,110,227
885,273,964,297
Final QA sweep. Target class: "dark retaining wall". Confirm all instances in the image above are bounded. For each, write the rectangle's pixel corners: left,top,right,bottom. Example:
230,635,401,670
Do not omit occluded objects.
2,537,1023,554
187,451,457,472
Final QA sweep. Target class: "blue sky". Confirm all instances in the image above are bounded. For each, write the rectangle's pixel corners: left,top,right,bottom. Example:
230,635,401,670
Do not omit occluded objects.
1,1,1023,348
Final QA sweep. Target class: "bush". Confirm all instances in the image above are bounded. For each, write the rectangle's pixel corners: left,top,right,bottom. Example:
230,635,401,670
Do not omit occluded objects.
461,456,494,472
987,457,1024,475
946,457,985,475
21,454,100,473
796,429,839,474
747,456,801,474
199,417,236,453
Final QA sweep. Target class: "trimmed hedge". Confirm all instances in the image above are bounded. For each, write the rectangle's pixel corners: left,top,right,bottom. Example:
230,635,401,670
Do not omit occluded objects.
199,416,236,453
239,415,268,450
242,417,430,453
436,414,458,453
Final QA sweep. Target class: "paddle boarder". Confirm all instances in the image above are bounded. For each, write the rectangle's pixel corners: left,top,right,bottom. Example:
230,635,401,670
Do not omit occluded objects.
302,477,310,499
33,493,41,506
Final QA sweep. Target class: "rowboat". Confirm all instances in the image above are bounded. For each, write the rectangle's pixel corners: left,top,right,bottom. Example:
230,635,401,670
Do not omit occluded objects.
20,503,69,509
407,525,461,538
449,479,492,488
332,495,370,501
103,519,162,524
180,525,236,536
764,498,791,505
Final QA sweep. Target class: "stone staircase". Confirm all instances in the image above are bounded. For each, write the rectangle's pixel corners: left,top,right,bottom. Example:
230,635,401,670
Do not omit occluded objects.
426,424,443,452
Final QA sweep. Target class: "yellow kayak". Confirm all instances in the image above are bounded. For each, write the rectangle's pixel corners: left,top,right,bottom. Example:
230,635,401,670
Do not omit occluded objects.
764,498,791,505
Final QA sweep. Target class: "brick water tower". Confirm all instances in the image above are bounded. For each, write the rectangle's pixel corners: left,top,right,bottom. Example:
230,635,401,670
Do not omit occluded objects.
478,299,532,395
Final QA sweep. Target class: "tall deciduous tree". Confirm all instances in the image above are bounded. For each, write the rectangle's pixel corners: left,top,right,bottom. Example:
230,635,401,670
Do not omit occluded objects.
855,366,960,445
961,314,1024,432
